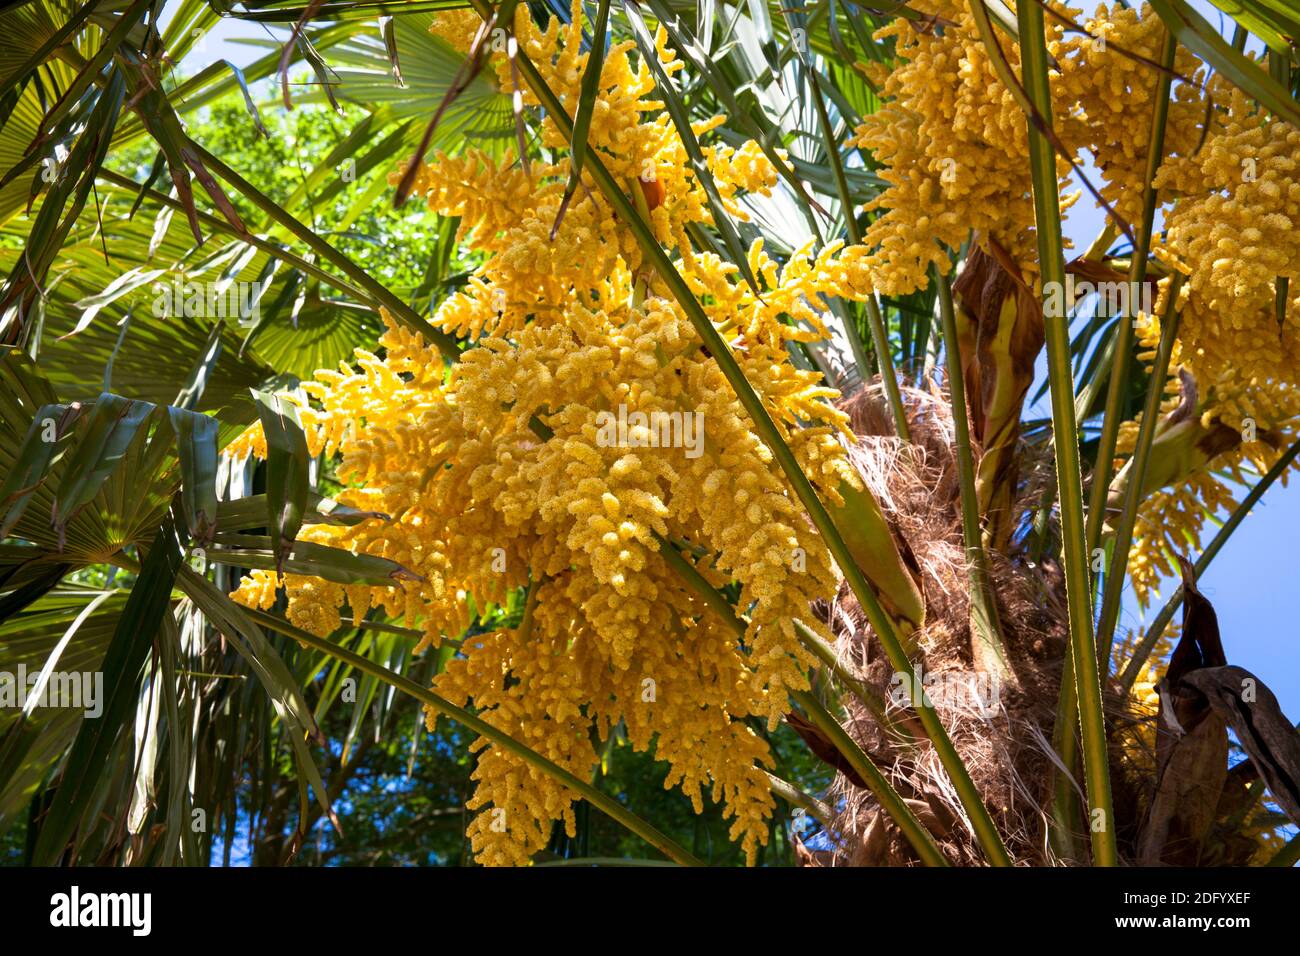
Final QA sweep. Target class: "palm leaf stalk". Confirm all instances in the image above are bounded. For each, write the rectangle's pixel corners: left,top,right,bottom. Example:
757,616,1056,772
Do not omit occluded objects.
792,617,919,743
790,689,950,867
462,0,1011,866
764,771,834,829
1118,434,1300,694
1094,272,1186,663
655,537,949,866
1055,270,1190,853
1050,60,1180,836
806,64,909,439
182,142,461,362
1015,0,1117,866
934,266,1015,684
241,607,705,866
1083,27,1178,559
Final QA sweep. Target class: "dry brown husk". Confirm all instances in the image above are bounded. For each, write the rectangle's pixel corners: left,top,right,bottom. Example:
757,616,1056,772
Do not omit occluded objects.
796,379,1285,867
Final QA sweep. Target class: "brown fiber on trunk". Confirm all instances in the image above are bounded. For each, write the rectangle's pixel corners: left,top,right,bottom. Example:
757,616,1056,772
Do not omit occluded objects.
793,384,1294,867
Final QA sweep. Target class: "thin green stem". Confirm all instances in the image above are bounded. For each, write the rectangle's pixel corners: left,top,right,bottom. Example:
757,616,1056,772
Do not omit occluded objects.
1017,0,1117,866
791,691,950,867
470,0,1009,865
654,535,947,864
807,66,878,398
934,267,1013,682
186,141,463,363
1028,467,1057,563
763,770,834,829
1085,27,1177,559
1095,272,1185,664
863,296,911,443
793,617,919,744
1049,647,1082,861
1045,27,1172,853
1118,435,1300,694
243,607,703,866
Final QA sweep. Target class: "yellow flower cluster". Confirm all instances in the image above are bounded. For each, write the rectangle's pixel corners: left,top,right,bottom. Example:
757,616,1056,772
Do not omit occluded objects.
1119,449,1239,601
1107,67,1300,603
410,3,788,340
1053,5,1207,226
849,3,1206,296
1117,276,1300,601
709,140,782,218
851,0,1051,295
1155,78,1300,385
233,295,845,864
229,2,865,866
851,1,1296,604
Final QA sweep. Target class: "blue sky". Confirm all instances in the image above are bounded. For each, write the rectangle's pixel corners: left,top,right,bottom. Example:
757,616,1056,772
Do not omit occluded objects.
175,4,1298,716
1055,88,1299,715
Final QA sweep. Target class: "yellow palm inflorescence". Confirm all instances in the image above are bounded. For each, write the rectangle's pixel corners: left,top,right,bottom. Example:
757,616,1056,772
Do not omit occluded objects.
851,2,1298,605
222,1,1300,863
850,0,1053,296
849,2,1208,298
227,1,878,866
1119,74,1300,602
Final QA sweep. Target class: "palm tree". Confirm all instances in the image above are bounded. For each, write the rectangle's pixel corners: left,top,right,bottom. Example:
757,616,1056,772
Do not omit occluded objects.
1,0,1298,866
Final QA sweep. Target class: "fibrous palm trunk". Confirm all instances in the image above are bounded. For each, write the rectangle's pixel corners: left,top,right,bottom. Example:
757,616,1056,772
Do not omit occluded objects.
797,256,1300,866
